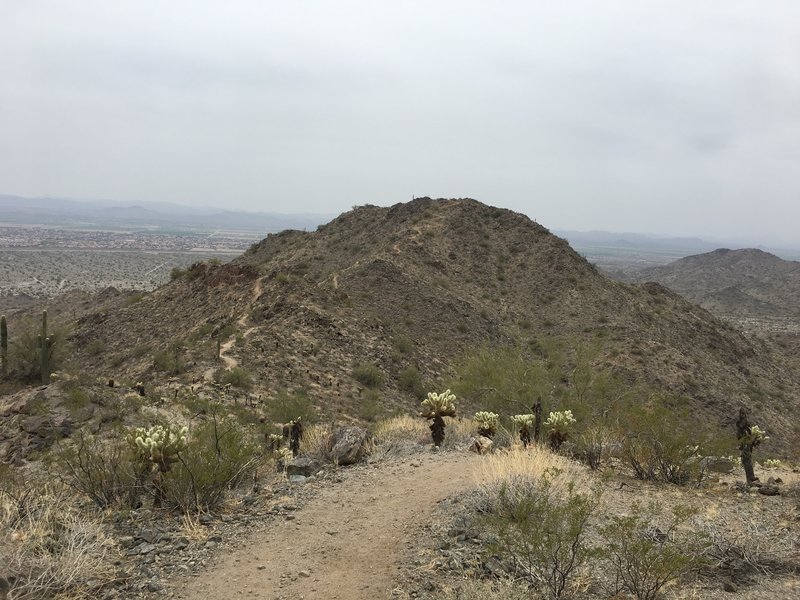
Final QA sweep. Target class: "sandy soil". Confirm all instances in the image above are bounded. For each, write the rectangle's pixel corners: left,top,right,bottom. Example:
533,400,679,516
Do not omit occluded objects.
175,451,481,600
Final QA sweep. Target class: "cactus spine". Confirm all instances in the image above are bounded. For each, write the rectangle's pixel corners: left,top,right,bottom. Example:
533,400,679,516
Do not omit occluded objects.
1,315,7,376
38,310,54,384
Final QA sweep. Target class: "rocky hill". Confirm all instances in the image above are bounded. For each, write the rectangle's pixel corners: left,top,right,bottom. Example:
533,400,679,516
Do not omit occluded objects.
21,197,787,449
620,248,800,322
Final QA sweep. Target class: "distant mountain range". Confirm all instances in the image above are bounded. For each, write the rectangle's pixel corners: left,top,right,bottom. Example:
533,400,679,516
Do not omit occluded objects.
557,229,800,265
0,194,332,233
619,248,800,320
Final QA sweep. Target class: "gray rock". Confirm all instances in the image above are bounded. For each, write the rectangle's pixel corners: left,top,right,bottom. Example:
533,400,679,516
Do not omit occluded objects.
285,457,320,477
469,436,494,455
174,536,189,550
729,558,759,584
702,456,736,474
137,543,156,555
758,477,780,496
329,426,372,465
723,579,738,593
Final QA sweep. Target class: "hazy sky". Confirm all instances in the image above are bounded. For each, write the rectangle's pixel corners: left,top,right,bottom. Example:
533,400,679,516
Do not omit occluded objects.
1,1,798,244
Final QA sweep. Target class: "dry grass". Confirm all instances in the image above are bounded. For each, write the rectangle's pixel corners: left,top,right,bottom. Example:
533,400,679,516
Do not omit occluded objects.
436,577,534,599
371,415,479,459
0,481,118,599
301,422,335,461
179,511,210,542
475,444,583,495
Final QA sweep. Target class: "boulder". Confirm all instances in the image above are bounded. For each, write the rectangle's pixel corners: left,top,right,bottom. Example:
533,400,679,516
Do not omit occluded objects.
469,436,493,455
329,427,371,465
284,457,319,477
702,456,736,474
758,477,780,496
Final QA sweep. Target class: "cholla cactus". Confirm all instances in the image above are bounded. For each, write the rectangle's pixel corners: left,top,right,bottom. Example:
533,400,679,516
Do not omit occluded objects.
275,446,293,462
511,414,535,447
474,411,499,439
761,458,782,469
130,424,189,473
747,425,769,447
420,389,457,418
266,433,284,453
543,410,576,451
420,389,457,447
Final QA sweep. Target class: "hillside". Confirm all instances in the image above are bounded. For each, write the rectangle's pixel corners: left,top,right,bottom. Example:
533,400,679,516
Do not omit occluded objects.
39,197,796,449
620,248,800,324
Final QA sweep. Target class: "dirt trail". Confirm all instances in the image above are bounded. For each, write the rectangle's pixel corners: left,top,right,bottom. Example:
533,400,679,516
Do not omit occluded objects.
176,451,481,599
204,278,263,380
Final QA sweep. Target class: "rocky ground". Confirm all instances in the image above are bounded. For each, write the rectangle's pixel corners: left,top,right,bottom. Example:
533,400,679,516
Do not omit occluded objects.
101,448,800,600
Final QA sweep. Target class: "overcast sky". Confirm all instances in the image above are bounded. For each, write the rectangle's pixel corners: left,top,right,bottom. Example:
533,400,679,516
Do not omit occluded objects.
1,1,798,244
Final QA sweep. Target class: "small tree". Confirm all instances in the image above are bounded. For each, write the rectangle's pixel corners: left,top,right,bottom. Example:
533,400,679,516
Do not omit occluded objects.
512,414,535,447
474,411,499,439
420,389,457,447
544,410,576,451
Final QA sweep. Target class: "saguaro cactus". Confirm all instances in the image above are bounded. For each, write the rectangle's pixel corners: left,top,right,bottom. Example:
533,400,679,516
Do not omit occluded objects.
1,315,7,376
38,310,54,385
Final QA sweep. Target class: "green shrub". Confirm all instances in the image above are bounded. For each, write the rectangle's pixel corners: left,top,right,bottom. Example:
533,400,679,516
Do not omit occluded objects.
152,344,185,374
85,339,106,357
63,387,90,411
215,366,253,390
575,425,619,470
53,431,144,509
352,363,383,388
162,416,259,512
618,397,723,485
392,335,414,355
359,389,382,422
482,471,600,599
398,366,425,398
266,389,316,424
600,502,708,600
6,317,70,383
452,346,551,414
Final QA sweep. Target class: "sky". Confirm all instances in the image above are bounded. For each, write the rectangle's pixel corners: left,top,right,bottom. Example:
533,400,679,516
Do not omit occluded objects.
1,1,799,245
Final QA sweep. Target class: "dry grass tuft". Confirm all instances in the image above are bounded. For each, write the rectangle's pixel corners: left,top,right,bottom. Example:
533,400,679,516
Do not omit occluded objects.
0,481,118,599
436,577,532,599
179,511,210,542
302,422,335,461
476,444,579,490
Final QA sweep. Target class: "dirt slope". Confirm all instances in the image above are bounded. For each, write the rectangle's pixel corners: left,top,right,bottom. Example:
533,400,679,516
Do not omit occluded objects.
175,451,481,600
